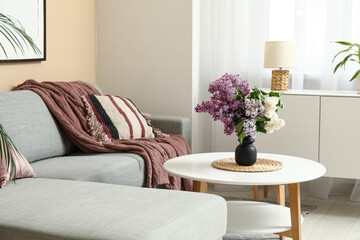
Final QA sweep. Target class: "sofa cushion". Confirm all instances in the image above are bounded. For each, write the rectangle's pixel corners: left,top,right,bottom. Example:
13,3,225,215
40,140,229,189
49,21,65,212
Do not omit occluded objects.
0,90,75,163
31,152,146,187
0,178,227,240
82,94,156,142
0,146,36,188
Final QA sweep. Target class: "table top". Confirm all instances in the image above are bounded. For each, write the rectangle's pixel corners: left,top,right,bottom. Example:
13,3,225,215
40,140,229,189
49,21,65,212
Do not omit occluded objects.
163,152,326,185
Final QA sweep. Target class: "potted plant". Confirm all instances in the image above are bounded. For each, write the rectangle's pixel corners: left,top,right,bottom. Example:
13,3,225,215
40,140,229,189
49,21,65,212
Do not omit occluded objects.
195,73,285,166
332,41,360,92
0,12,41,179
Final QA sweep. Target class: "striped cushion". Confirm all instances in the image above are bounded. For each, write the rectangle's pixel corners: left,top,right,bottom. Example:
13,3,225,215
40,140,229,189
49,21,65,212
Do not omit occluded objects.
82,95,156,142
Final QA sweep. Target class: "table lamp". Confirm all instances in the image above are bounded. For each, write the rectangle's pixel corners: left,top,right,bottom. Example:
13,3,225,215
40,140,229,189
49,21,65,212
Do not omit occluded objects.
264,41,297,91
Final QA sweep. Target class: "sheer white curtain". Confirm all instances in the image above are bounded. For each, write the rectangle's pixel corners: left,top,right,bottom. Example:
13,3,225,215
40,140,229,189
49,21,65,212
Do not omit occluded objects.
197,0,359,91
192,0,269,154
198,0,269,90
292,0,358,90
194,0,360,200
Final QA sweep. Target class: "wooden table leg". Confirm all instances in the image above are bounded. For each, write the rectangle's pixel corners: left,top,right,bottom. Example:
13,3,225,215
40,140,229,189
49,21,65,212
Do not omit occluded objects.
277,185,285,206
277,185,286,240
264,185,268,198
253,185,259,201
192,181,208,193
289,183,302,240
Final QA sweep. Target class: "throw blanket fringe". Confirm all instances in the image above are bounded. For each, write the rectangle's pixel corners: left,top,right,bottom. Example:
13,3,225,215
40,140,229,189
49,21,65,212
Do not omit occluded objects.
16,80,192,191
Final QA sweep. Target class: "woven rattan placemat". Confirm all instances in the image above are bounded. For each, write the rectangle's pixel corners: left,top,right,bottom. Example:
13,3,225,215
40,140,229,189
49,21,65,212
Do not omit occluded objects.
211,157,284,172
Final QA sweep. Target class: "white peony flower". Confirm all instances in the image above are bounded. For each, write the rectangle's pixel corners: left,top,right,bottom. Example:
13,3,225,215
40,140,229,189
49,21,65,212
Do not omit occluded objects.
264,97,279,111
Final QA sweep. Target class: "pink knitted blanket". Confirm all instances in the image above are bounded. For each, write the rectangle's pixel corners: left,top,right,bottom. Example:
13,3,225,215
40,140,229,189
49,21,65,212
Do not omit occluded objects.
16,80,192,191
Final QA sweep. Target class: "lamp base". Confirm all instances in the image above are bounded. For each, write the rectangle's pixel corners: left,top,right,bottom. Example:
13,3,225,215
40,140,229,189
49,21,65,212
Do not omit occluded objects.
271,70,289,91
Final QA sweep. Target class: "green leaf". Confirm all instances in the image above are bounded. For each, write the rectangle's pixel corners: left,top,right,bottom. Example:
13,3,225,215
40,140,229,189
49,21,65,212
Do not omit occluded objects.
0,138,4,164
0,42,8,58
235,120,244,134
256,121,267,134
332,41,360,75
257,128,267,134
0,123,18,182
0,13,42,58
238,131,246,144
260,89,267,95
350,59,360,64
332,47,352,63
235,120,246,144
269,91,281,97
255,117,267,122
250,88,266,102
341,54,357,71
350,70,360,81
276,99,284,109
0,26,21,55
333,61,342,74
335,41,352,46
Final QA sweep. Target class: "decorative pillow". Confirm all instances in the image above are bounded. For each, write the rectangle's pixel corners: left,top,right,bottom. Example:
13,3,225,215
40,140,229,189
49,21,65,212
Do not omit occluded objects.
82,94,156,142
142,113,170,140
0,145,36,188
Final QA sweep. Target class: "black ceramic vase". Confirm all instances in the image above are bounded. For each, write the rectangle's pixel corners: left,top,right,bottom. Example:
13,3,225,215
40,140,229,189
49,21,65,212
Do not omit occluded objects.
235,136,257,166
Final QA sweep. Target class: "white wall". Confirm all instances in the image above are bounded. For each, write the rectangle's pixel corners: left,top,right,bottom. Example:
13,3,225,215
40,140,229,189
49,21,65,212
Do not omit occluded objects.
96,0,192,118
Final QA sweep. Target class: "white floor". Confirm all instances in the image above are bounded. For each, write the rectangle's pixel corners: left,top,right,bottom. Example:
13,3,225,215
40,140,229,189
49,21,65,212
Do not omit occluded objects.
208,185,360,240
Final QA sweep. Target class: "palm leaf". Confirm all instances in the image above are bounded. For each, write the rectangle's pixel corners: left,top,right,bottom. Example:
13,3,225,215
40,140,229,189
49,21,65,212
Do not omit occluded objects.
0,25,24,55
350,69,360,81
333,61,343,74
340,53,357,71
0,13,41,58
333,42,360,82
0,124,18,182
332,44,357,63
334,41,352,46
350,59,360,64
332,49,349,63
0,42,8,58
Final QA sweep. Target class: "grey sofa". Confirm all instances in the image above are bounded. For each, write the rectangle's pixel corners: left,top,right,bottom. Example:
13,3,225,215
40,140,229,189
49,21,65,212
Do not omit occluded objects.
0,87,227,240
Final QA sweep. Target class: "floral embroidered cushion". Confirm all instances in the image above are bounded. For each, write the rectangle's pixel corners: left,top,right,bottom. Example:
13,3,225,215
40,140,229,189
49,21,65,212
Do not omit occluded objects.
82,95,156,142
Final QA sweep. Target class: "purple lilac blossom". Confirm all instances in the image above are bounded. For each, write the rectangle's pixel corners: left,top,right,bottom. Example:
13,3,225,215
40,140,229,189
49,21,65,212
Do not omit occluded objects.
195,73,250,135
244,99,265,119
243,119,257,138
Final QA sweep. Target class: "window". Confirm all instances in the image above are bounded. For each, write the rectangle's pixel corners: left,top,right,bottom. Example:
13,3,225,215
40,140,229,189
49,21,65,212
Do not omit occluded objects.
268,0,360,89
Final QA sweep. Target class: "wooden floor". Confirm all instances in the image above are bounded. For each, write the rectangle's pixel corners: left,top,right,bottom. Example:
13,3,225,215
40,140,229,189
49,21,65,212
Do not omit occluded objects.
208,185,360,240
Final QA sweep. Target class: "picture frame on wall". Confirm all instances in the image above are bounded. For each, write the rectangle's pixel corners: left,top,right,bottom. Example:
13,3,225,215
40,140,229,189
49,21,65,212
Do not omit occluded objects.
0,0,46,63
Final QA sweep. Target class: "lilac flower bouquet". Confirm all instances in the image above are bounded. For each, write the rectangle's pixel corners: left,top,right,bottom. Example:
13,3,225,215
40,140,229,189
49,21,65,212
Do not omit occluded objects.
195,73,285,144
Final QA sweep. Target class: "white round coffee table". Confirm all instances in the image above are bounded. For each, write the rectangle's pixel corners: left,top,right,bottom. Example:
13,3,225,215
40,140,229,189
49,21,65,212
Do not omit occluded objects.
163,152,326,240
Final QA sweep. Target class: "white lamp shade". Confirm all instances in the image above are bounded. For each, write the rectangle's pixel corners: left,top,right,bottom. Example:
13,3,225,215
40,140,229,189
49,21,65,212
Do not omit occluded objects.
264,41,297,68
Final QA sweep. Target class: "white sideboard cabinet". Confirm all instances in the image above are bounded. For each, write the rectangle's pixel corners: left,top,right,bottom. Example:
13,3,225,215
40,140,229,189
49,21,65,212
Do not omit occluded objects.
319,97,360,179
254,89,360,180
254,94,320,162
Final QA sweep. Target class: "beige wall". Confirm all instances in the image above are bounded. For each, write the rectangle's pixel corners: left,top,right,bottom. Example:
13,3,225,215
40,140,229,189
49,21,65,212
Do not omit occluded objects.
0,0,97,92
96,0,192,118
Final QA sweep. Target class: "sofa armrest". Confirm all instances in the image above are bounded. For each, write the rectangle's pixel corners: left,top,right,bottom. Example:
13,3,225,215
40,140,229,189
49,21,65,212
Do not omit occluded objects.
150,115,191,146
91,84,104,95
